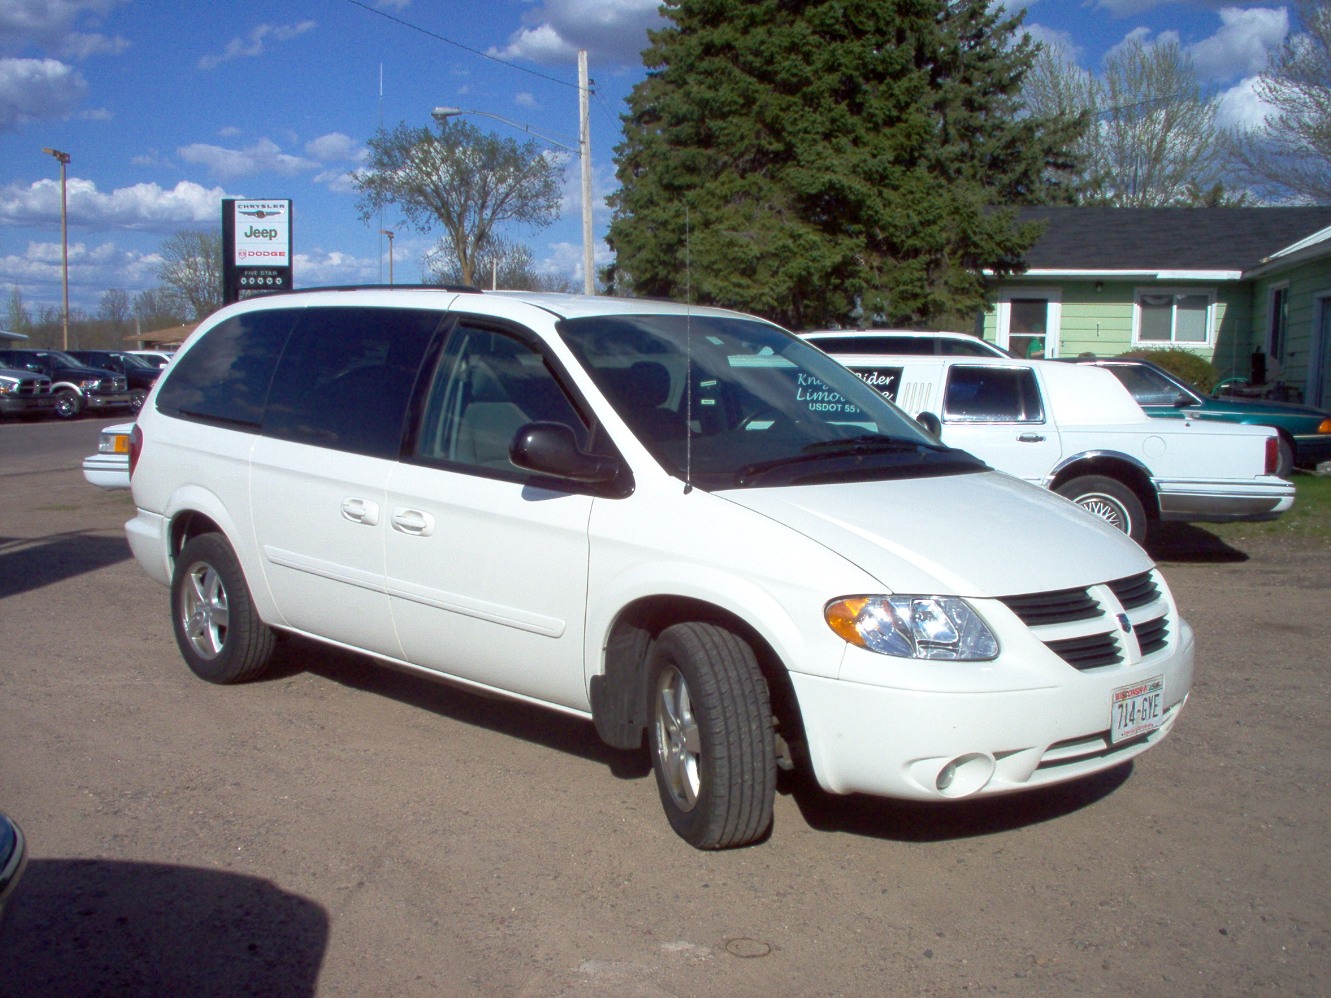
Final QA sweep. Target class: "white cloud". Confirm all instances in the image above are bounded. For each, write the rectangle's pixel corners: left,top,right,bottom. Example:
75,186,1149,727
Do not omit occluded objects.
177,137,319,180
0,176,228,229
1217,75,1275,129
199,20,317,70
0,0,128,56
0,57,87,131
293,249,378,287
492,0,664,67
304,132,361,162
1188,7,1288,82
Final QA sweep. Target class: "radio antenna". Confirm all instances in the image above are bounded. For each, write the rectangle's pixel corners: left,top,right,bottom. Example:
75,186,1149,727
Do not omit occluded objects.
684,207,693,494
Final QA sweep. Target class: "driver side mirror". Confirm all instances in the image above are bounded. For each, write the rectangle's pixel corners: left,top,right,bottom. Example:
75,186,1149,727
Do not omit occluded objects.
510,421,621,485
916,411,943,438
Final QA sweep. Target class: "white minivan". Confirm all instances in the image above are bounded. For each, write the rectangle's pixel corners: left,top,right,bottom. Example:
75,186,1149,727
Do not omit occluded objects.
125,289,1194,849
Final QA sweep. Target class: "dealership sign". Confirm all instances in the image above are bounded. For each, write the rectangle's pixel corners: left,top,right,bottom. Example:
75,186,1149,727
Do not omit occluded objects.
222,198,293,305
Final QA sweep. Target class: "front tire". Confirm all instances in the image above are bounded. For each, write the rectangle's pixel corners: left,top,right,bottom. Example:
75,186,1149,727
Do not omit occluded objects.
129,388,148,413
1056,475,1148,545
53,389,81,419
171,534,275,684
647,622,775,850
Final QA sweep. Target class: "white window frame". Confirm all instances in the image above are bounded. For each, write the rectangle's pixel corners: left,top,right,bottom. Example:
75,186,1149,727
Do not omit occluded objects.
1132,287,1216,347
996,288,1062,359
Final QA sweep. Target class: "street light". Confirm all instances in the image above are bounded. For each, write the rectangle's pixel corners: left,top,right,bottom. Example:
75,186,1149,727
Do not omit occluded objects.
433,51,595,295
41,147,70,350
379,229,395,285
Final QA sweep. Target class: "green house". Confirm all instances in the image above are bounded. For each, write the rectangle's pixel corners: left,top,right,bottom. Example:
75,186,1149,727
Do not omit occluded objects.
981,207,1331,408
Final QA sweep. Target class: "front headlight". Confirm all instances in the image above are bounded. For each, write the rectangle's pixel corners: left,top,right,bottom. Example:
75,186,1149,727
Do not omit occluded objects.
79,378,100,390
825,596,999,661
0,378,15,395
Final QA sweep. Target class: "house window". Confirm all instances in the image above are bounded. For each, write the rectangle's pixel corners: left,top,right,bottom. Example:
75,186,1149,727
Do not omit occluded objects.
1267,285,1289,363
1135,290,1212,345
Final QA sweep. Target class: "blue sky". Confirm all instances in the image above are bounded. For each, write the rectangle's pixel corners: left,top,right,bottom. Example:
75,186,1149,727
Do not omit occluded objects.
0,0,1301,321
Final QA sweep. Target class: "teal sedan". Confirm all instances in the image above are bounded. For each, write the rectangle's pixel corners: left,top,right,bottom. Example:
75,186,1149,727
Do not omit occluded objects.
1065,358,1331,477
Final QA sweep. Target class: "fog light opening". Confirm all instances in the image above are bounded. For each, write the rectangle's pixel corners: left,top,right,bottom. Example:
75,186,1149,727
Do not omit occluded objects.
935,753,995,798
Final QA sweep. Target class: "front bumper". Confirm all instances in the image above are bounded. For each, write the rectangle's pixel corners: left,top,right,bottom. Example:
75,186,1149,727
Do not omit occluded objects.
86,391,134,410
0,395,56,416
790,620,1194,801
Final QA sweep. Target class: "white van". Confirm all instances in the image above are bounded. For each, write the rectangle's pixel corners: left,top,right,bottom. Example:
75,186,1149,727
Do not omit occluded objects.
125,289,1194,849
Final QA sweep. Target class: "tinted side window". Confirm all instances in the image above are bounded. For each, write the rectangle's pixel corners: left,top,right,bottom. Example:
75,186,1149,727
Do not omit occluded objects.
943,367,1043,422
263,307,443,459
412,323,589,473
155,311,295,427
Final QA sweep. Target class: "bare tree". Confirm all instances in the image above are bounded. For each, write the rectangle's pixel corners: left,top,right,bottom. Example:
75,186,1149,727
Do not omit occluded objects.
353,120,563,288
425,236,574,292
1024,40,1234,206
157,230,223,321
1229,0,1331,204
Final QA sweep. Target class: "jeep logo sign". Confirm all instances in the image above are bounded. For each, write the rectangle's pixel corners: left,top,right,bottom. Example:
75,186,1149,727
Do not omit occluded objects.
222,198,294,305
232,201,291,266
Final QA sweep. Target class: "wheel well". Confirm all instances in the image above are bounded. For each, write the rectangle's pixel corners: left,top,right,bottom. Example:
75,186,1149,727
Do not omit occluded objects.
1050,458,1158,519
591,596,807,768
168,511,224,561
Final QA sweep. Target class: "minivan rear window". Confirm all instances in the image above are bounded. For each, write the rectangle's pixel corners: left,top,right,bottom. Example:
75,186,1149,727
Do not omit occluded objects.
155,311,295,427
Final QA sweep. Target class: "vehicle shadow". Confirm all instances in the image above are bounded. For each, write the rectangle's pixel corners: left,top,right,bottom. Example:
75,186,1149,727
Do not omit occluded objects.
0,532,132,598
1145,523,1249,564
780,764,1132,842
0,858,328,998
270,637,651,780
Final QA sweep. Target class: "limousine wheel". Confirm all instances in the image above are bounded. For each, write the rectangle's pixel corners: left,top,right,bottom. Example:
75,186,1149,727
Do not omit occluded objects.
1057,475,1147,545
647,622,775,850
171,534,276,684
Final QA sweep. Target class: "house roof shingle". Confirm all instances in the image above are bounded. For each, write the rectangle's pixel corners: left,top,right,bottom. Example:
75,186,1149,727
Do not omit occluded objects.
1016,207,1331,272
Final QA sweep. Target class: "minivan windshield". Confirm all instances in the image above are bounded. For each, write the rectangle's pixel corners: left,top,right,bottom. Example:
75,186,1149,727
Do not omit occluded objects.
559,313,985,489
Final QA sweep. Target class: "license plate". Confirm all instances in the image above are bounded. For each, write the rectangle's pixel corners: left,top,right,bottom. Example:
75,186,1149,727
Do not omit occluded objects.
1110,676,1165,743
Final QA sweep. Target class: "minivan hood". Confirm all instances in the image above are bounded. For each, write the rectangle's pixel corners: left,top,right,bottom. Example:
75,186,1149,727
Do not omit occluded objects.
718,470,1152,598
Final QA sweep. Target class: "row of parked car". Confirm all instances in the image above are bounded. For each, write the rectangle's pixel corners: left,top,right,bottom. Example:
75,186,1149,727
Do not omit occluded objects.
0,348,172,421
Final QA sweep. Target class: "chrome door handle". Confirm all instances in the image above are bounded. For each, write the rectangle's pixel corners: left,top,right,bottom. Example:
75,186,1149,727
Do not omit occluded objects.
1017,433,1046,443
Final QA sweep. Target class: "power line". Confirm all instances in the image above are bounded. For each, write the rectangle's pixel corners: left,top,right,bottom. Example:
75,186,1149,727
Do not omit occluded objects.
345,0,586,94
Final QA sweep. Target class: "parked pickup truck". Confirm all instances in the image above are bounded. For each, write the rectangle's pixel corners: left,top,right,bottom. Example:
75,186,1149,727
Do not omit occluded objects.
812,350,1294,544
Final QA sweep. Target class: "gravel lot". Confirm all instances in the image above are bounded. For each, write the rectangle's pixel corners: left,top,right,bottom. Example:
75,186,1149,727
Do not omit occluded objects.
2,419,1328,997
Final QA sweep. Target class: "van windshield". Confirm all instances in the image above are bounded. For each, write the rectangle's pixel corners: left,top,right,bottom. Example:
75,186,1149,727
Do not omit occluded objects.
558,313,985,489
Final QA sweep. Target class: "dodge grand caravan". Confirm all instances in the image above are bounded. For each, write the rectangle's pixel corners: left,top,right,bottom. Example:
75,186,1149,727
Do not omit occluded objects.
125,288,1195,849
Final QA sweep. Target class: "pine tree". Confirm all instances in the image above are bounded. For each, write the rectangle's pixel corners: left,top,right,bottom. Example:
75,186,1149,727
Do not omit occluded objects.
607,0,1081,329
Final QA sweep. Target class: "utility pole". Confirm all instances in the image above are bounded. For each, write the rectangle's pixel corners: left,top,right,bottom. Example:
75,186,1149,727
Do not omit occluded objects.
41,147,71,349
579,50,594,296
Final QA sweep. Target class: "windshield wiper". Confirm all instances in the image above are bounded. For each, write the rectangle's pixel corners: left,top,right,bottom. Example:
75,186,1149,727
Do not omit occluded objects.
737,436,938,484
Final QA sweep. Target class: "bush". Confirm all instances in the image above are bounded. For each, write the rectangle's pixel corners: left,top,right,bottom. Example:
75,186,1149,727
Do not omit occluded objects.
1118,347,1220,393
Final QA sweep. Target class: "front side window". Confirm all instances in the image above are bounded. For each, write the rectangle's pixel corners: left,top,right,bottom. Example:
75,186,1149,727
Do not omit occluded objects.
412,323,590,474
943,366,1044,423
1136,290,1213,345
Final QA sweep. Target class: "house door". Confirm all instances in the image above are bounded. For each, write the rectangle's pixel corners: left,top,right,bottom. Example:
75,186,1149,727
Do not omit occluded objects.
998,290,1061,360
1310,294,1331,408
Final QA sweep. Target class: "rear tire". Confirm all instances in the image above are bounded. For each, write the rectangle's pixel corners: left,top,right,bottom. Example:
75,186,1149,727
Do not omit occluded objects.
1056,474,1148,545
647,622,775,850
171,534,275,684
